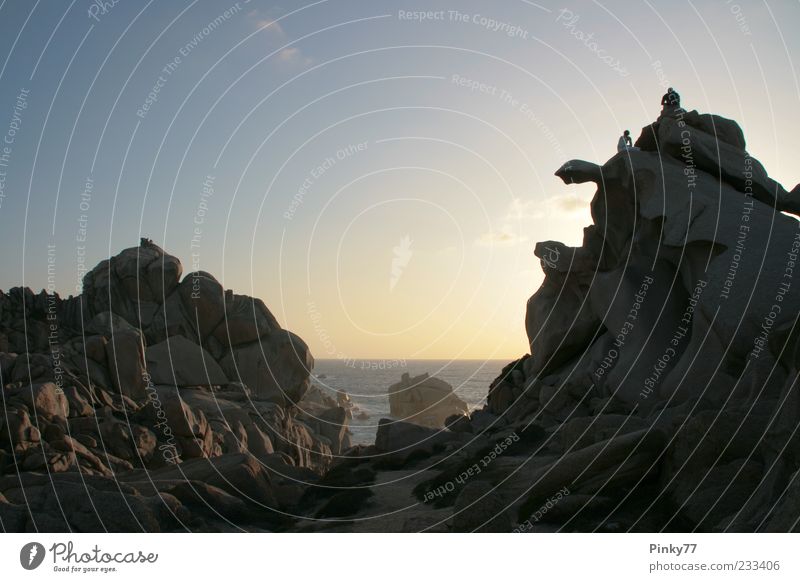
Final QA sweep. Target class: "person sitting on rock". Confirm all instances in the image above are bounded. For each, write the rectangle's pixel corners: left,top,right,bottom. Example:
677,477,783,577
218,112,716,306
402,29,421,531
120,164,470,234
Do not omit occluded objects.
617,129,635,152
617,130,640,153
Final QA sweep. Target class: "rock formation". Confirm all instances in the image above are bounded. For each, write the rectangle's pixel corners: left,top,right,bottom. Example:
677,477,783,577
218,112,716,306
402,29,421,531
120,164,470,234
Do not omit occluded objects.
5,108,800,533
294,109,800,533
388,372,469,428
0,241,349,531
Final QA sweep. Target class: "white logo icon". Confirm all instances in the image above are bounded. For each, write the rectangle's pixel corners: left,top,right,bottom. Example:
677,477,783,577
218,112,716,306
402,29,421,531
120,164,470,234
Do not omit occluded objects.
20,542,45,570
390,235,413,292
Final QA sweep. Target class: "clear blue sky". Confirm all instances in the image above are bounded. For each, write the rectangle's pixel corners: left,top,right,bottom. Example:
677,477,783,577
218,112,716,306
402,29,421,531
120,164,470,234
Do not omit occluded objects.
1,0,798,358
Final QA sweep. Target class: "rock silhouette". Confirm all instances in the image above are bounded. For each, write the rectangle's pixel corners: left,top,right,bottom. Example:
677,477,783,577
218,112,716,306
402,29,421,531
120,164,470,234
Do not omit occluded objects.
296,110,800,532
0,241,348,531
3,109,800,532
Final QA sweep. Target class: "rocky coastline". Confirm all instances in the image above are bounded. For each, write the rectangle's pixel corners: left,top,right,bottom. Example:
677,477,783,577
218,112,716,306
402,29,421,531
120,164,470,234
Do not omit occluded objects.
3,109,800,532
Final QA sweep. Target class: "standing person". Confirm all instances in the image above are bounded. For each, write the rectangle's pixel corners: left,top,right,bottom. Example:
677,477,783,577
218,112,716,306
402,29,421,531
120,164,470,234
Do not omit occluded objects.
661,87,681,115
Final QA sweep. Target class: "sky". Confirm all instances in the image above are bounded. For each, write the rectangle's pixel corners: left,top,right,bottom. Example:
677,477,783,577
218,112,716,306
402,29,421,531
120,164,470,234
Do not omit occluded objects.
0,0,798,360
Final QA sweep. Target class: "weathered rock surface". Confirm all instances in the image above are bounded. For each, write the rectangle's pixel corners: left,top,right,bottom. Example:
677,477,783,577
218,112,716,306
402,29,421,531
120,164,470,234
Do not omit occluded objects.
0,240,344,531
145,335,227,386
388,372,469,428
292,109,800,533
219,331,313,406
5,108,800,533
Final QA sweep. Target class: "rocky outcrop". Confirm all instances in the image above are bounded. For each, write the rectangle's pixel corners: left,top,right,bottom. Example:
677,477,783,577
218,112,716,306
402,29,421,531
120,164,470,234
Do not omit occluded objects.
5,108,799,533
82,240,183,331
219,331,312,406
292,109,800,533
0,241,349,531
388,372,469,428
145,335,227,386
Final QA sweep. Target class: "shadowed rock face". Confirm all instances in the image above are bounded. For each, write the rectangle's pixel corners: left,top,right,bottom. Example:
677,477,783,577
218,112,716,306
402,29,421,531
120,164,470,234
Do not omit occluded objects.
79,242,312,407
533,110,800,413
0,241,350,532
481,110,800,532
290,110,800,534
5,111,800,533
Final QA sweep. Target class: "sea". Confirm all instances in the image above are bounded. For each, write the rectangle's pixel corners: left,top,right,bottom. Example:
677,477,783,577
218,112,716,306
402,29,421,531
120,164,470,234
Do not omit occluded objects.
311,359,508,445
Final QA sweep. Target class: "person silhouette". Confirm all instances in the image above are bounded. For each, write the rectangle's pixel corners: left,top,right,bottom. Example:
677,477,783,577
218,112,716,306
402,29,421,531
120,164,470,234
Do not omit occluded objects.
618,129,632,151
617,129,639,152
661,87,681,115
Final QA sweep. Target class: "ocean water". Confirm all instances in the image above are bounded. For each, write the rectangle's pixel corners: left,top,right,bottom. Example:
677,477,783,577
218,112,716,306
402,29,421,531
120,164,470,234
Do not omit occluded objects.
310,359,508,445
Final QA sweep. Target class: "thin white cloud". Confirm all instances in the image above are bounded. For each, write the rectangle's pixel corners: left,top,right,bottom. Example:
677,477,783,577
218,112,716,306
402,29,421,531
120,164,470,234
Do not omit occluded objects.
250,14,286,37
276,47,313,67
505,197,541,220
475,225,528,247
505,193,591,222
247,10,314,68
475,192,590,248
545,193,591,213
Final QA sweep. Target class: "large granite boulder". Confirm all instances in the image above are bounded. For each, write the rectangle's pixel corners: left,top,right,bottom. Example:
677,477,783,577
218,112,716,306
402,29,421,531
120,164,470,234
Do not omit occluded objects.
219,331,313,406
145,335,227,386
104,328,147,400
388,372,468,428
5,382,69,420
212,294,281,347
82,239,182,329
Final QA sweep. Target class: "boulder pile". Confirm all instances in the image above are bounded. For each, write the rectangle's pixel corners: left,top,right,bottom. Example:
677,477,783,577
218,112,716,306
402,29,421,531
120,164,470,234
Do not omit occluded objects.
0,240,349,531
